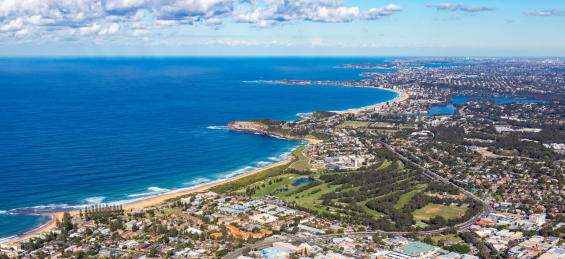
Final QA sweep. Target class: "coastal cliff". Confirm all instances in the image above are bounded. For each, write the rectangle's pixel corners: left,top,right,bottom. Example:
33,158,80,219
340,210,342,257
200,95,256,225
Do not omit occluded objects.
227,119,327,141
227,121,269,132
227,119,294,139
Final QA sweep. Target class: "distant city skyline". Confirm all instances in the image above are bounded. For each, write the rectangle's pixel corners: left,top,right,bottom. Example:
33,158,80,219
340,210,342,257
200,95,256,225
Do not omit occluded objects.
0,0,563,56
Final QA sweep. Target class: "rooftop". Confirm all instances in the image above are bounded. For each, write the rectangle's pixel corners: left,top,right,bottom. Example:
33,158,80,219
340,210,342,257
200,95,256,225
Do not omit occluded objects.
397,241,436,256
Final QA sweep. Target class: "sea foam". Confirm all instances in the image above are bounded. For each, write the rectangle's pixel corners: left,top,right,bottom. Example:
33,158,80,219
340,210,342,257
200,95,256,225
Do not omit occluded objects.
84,196,106,204
206,126,229,130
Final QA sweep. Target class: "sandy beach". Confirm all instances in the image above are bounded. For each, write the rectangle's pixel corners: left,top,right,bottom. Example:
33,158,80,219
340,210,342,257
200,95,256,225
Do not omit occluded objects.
9,138,321,244
8,87,407,244
339,86,409,115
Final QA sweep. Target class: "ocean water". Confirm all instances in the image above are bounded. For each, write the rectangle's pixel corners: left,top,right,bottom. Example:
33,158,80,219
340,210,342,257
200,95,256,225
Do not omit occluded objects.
0,57,400,240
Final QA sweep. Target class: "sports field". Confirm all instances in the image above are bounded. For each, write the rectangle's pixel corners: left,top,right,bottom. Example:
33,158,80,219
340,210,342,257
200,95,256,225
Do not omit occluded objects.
412,204,468,220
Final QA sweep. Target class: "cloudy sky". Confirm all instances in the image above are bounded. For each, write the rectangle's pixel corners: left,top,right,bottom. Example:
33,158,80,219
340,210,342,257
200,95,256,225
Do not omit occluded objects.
0,0,563,56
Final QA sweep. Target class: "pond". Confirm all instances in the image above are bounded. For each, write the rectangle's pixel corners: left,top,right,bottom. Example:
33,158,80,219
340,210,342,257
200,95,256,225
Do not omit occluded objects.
405,96,546,117
451,96,546,105
291,178,315,187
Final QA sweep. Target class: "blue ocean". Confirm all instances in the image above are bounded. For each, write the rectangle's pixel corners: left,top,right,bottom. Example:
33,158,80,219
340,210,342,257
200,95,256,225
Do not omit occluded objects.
0,57,400,240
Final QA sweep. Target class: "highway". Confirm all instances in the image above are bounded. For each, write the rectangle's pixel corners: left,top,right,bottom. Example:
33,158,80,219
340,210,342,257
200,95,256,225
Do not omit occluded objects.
224,142,491,259
382,143,492,226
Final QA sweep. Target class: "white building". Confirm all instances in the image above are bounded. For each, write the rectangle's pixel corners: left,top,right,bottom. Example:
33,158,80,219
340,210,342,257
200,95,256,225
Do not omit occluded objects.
529,213,546,225
250,213,278,224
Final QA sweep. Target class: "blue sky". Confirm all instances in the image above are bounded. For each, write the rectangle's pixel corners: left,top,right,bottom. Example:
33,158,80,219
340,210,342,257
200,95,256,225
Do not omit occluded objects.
0,0,563,56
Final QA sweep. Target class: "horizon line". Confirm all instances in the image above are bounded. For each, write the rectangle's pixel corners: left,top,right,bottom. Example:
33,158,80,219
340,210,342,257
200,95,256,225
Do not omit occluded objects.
0,55,564,58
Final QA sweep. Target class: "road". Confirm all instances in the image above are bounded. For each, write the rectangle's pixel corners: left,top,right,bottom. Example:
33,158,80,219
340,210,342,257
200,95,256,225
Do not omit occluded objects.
225,142,491,259
382,143,492,226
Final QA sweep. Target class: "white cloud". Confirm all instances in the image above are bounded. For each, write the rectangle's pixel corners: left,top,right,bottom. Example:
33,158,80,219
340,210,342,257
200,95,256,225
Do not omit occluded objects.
155,20,181,26
524,9,564,16
205,38,285,46
99,23,120,35
0,0,401,43
307,6,359,23
133,29,149,36
150,0,237,22
105,0,146,13
204,17,223,26
206,38,260,46
15,28,30,36
233,0,398,27
362,3,401,20
79,23,101,35
425,3,494,12
0,18,23,32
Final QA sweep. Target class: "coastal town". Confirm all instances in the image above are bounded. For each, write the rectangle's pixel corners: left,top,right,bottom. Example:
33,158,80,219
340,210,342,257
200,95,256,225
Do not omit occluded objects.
3,58,565,259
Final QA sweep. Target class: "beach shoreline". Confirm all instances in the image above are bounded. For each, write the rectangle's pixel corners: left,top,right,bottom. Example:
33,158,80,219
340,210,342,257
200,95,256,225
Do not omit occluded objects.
262,80,409,115
339,86,409,114
7,86,407,244
7,139,320,244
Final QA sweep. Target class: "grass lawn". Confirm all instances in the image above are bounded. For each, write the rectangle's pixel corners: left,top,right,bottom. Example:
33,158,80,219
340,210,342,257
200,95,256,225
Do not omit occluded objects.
283,183,345,214
363,207,385,218
414,221,429,228
431,234,463,243
289,146,309,171
394,184,427,209
155,208,182,215
412,204,468,221
337,121,371,128
282,182,334,202
244,173,300,197
397,161,405,170
357,199,385,218
376,160,391,170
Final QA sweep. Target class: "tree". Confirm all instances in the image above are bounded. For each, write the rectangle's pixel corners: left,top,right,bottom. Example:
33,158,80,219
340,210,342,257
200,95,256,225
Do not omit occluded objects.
215,249,228,257
61,212,73,232
149,247,158,258
242,247,251,256
372,234,382,244
446,244,471,254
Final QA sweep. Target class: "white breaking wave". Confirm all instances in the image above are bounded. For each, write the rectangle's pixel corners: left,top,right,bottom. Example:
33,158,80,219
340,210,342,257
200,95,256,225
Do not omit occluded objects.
207,126,229,130
296,113,313,118
0,235,18,244
148,187,169,192
187,178,212,185
332,92,404,113
267,134,286,140
0,210,7,214
128,187,170,198
84,196,106,204
222,166,256,179
243,80,268,83
3,143,306,238
257,161,271,166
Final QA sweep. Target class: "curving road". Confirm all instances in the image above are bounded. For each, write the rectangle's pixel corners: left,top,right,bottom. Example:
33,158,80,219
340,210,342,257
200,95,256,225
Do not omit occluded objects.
224,142,491,259
382,143,492,225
